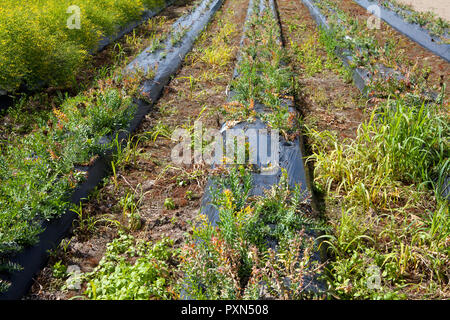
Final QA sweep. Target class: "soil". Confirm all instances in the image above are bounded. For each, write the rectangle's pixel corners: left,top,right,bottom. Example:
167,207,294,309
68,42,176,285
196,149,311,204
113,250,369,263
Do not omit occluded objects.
24,0,250,300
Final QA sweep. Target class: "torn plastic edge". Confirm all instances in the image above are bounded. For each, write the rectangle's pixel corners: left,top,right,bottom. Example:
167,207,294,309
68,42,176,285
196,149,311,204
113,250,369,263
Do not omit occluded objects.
0,0,224,301
354,0,449,62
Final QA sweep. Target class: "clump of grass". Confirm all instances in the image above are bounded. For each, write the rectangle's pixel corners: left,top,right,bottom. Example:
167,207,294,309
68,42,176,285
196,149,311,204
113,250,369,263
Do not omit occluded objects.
310,98,448,207
198,19,237,67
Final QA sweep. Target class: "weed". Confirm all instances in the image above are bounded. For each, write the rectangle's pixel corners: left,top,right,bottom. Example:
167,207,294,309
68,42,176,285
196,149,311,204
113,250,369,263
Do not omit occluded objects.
119,190,143,231
71,202,98,235
164,198,176,210
52,261,68,279
0,0,168,92
181,166,325,299
146,121,173,142
307,97,449,298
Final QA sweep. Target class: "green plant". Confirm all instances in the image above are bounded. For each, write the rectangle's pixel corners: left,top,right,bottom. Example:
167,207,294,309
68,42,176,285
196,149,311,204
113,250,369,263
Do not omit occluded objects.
310,98,448,207
181,165,325,299
84,232,179,300
378,0,449,38
0,87,136,269
0,0,168,92
307,95,449,298
185,190,195,200
164,198,176,210
147,121,173,142
0,280,10,293
71,202,98,235
170,25,190,46
222,0,298,138
119,190,143,231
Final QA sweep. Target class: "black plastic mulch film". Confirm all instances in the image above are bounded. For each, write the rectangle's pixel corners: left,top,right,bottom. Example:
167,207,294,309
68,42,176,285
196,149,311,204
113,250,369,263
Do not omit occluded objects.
0,0,224,300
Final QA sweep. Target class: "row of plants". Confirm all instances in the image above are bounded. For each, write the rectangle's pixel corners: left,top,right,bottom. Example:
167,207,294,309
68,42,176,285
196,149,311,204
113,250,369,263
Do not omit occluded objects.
0,0,211,294
129,0,216,69
181,166,326,299
0,0,167,93
223,0,300,139
0,78,139,292
55,167,324,300
309,0,444,99
365,0,449,40
297,0,449,299
31,1,243,298
47,0,328,300
1,0,211,141
180,0,327,299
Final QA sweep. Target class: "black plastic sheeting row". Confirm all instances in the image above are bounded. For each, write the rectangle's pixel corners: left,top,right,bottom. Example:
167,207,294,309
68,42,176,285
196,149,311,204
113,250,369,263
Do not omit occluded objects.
301,0,449,200
0,1,174,110
0,0,224,300
188,0,326,298
354,0,449,62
